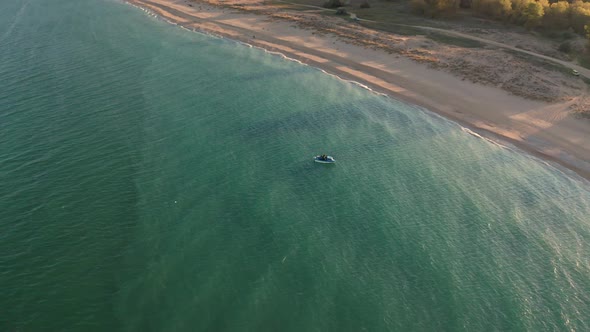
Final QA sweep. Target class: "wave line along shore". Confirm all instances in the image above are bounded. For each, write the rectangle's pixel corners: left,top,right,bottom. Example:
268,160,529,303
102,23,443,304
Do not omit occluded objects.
127,0,590,182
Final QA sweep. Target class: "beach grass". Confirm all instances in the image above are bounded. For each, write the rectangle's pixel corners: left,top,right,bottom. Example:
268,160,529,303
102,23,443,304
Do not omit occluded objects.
424,32,484,48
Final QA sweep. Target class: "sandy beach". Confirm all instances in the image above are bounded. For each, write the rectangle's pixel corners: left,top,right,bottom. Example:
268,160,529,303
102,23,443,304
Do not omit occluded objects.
128,0,590,181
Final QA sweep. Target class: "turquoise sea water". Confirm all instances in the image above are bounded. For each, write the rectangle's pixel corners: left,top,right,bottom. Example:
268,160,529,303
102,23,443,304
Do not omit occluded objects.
1,0,590,330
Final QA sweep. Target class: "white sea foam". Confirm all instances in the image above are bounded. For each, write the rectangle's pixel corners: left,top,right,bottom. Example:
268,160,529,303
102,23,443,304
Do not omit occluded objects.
124,0,588,185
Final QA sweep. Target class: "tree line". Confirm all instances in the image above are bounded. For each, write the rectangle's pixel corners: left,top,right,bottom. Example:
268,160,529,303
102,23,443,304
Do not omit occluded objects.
411,0,590,34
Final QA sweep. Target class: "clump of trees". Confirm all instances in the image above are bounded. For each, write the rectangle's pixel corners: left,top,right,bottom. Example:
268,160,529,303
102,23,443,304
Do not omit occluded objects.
411,0,461,17
413,0,590,34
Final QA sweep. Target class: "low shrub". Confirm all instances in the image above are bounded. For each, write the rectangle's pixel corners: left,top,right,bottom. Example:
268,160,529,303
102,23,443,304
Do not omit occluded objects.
323,0,343,8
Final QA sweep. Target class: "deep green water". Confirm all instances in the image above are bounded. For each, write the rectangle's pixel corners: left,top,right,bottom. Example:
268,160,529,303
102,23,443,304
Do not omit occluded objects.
1,0,590,330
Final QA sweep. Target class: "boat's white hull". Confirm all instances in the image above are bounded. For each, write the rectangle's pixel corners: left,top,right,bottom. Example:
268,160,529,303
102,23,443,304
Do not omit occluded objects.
314,156,336,163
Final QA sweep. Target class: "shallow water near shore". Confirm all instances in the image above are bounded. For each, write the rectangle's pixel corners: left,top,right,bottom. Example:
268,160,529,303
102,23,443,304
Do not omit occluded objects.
2,0,590,331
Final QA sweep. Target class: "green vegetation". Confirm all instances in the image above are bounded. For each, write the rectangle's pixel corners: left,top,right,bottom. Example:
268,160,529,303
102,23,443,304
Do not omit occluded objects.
505,48,569,72
578,52,590,68
559,40,572,53
410,0,460,18
323,0,343,8
425,31,486,47
285,0,590,64
406,0,590,65
412,0,590,34
361,20,429,36
360,0,371,8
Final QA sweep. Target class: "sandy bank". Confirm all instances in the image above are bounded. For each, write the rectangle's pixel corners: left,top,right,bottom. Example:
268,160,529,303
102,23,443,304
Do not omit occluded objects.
128,0,590,181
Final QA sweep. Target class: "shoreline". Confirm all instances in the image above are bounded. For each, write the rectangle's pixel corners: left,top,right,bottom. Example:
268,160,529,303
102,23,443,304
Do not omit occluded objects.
127,0,590,182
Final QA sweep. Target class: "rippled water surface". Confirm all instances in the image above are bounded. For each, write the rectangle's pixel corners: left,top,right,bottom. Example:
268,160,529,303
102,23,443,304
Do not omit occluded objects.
1,0,590,330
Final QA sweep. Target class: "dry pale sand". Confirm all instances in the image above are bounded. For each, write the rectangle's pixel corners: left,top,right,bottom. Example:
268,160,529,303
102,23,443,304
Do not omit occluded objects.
128,0,590,181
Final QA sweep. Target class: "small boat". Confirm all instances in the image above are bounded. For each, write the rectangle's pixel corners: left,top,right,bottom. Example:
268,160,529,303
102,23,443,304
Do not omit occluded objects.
314,155,336,163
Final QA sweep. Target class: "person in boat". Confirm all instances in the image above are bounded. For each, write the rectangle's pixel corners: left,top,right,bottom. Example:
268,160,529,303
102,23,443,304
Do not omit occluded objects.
321,154,327,160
